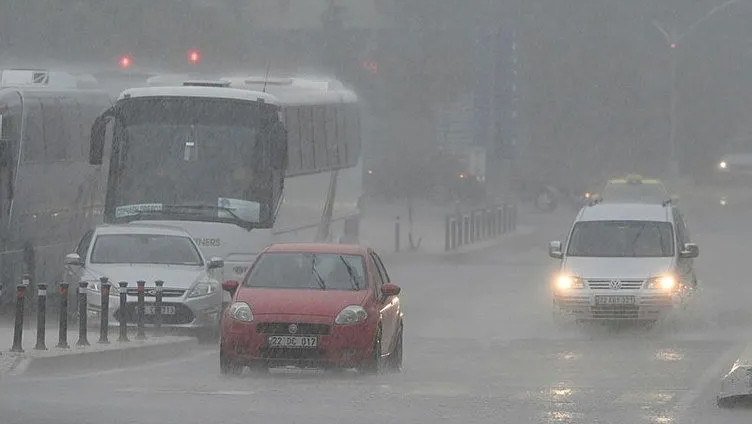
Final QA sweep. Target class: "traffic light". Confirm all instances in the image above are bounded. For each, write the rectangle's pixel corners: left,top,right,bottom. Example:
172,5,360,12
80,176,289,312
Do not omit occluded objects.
119,55,133,69
187,49,201,65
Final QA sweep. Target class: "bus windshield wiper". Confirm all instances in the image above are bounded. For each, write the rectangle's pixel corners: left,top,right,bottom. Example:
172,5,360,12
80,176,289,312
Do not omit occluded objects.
162,204,257,230
339,256,360,290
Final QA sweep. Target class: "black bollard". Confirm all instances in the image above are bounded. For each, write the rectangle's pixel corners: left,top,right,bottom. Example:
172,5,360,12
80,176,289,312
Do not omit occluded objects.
444,215,451,252
136,280,146,340
154,280,164,331
394,217,400,253
10,284,26,352
98,277,110,344
34,283,47,350
57,282,69,348
77,281,89,346
118,281,129,342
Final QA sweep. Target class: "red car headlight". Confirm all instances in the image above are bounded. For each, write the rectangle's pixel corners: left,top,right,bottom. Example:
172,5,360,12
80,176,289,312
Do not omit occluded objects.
335,305,368,325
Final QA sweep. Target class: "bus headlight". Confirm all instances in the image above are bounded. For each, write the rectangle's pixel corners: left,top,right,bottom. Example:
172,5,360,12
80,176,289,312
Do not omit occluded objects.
555,275,585,291
646,275,676,291
719,161,728,169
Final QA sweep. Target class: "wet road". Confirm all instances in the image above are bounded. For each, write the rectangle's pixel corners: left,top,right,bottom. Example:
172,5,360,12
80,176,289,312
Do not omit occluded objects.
2,199,752,423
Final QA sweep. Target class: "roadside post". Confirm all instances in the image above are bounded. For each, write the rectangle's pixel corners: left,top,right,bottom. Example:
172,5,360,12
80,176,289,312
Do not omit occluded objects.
34,283,47,350
136,280,146,340
118,281,129,342
98,277,110,344
57,282,70,348
10,284,27,352
76,281,89,346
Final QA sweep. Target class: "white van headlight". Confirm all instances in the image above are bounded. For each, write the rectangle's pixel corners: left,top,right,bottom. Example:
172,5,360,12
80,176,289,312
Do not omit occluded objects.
555,275,585,291
646,275,676,291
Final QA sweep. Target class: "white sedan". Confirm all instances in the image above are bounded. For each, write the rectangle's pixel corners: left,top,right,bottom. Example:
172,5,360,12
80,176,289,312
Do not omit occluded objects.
65,223,225,338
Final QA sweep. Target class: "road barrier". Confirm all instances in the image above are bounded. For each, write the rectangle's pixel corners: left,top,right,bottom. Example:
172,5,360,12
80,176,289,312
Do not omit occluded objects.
136,280,146,340
154,280,164,331
35,284,47,350
11,283,27,352
98,277,110,344
77,282,89,346
444,203,518,252
7,278,208,354
118,281,129,342
57,282,69,349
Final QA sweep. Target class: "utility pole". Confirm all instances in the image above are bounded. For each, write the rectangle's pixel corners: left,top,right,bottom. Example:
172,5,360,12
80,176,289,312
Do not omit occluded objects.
652,0,740,179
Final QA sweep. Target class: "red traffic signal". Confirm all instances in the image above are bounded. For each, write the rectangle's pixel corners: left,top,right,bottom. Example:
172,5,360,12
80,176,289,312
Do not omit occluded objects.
119,55,133,69
187,49,201,65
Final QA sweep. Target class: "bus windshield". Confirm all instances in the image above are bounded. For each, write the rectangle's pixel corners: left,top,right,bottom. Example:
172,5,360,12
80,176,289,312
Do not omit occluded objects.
107,97,281,228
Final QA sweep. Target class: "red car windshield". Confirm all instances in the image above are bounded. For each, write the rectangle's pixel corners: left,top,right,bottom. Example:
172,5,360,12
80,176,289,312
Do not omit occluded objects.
245,252,367,291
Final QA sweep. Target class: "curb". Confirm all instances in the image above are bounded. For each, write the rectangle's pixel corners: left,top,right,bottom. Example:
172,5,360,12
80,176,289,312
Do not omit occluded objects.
4,337,198,376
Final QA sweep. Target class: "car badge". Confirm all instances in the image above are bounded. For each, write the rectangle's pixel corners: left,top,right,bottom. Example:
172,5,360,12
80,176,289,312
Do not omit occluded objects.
609,280,622,290
288,324,298,334
146,288,157,296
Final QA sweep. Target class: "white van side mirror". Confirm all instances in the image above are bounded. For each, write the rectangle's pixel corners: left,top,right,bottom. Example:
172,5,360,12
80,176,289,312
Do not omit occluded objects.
549,241,563,259
207,257,224,270
680,243,699,259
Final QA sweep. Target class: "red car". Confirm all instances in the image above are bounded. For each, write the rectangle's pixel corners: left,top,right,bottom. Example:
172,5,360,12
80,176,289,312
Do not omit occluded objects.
219,243,403,374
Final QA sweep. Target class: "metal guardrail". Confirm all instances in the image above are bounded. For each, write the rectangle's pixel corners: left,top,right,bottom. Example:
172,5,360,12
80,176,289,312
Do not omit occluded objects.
444,204,518,251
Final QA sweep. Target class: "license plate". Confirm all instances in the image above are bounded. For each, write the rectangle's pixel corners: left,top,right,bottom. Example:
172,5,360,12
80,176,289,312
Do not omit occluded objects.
267,335,318,348
143,305,176,315
595,295,635,305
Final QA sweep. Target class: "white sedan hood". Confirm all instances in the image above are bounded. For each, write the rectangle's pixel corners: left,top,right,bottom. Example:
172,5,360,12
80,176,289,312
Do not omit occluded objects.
83,263,207,289
561,257,674,280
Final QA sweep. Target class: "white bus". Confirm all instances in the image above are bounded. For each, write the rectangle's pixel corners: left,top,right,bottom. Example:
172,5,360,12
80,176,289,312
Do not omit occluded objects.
89,78,362,282
0,70,111,307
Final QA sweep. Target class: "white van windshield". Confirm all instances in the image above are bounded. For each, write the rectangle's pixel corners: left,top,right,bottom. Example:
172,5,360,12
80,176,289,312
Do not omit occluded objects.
567,221,674,257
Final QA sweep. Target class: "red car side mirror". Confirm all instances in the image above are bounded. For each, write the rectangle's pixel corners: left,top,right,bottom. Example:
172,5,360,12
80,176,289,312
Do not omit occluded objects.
222,280,239,294
382,283,401,297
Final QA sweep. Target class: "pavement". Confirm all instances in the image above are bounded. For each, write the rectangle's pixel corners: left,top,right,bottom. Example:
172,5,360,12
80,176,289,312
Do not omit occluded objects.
0,325,197,377
3,192,752,423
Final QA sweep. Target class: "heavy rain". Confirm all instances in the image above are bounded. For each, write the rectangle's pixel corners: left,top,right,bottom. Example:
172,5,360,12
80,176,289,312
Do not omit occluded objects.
1,1,752,423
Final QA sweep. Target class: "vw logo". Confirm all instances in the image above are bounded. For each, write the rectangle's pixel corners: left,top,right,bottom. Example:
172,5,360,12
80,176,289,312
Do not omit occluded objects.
288,324,298,334
609,280,622,290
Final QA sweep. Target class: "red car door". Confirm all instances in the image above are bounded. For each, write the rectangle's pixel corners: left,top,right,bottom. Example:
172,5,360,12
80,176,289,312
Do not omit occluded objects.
370,251,400,355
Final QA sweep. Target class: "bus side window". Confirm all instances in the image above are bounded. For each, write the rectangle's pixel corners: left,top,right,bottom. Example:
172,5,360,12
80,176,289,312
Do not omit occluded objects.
22,99,45,163
313,105,327,169
44,97,68,161
345,104,361,167
325,105,339,168
62,98,84,161
335,104,347,168
299,106,315,171
284,107,302,173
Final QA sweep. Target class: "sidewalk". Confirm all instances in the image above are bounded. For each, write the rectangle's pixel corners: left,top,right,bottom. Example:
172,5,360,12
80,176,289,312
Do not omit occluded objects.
0,323,196,377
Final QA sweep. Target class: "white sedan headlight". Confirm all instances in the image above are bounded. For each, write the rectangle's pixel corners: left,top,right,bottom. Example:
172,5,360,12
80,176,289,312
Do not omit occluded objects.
188,280,219,298
335,305,368,325
646,275,676,291
228,302,254,322
555,275,585,291
86,280,119,296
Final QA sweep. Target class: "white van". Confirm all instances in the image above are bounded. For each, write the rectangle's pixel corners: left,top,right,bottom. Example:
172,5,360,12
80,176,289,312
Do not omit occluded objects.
549,202,699,322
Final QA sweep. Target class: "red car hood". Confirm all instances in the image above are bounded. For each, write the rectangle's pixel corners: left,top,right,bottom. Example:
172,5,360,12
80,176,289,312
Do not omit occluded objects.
237,288,368,317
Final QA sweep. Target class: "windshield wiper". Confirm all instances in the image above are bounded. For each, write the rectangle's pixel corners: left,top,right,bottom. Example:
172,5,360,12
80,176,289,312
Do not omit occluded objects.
163,204,257,230
339,256,360,290
311,257,326,290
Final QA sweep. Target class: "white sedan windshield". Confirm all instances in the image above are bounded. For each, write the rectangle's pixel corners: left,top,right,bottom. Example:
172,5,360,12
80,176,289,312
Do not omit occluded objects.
90,234,203,265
